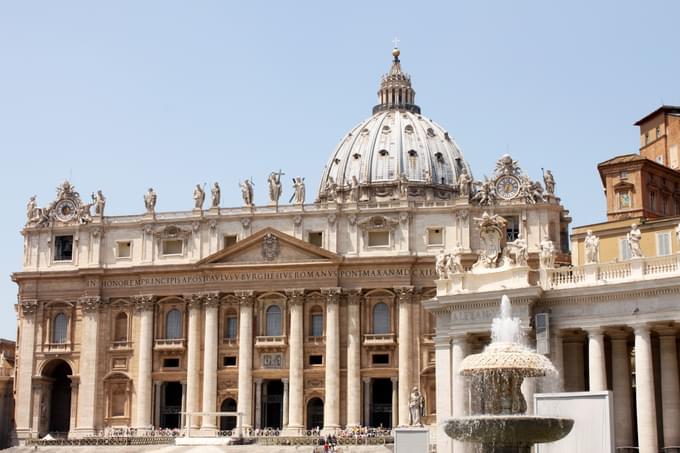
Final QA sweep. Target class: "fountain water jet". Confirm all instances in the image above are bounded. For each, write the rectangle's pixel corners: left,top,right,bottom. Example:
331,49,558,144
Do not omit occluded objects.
444,295,573,453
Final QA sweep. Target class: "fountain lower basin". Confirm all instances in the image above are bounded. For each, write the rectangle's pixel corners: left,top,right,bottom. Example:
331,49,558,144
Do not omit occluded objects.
444,415,574,447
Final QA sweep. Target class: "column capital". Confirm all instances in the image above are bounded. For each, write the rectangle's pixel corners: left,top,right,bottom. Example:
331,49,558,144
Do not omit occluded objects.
78,295,105,313
132,295,155,312
281,378,289,385
584,326,605,337
321,287,341,304
362,377,371,384
235,290,255,306
254,378,263,385
346,289,362,305
183,293,204,310
203,292,221,309
390,376,398,383
285,289,305,306
632,323,651,336
19,299,39,316
394,286,414,302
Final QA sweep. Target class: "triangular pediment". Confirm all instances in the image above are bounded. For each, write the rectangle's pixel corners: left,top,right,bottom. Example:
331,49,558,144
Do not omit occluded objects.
199,227,341,266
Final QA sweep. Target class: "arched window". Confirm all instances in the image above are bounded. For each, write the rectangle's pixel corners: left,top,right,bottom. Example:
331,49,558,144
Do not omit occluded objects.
114,312,128,342
372,303,390,334
266,305,282,336
165,309,182,339
52,313,68,344
224,311,238,339
310,306,323,337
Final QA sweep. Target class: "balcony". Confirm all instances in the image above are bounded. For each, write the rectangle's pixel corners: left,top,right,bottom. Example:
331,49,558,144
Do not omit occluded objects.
306,335,325,345
44,342,72,353
255,335,287,349
222,337,238,347
363,333,396,347
153,338,185,351
110,340,133,351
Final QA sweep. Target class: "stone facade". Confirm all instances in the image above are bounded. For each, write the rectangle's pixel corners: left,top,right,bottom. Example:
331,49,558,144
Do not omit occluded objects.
10,48,569,442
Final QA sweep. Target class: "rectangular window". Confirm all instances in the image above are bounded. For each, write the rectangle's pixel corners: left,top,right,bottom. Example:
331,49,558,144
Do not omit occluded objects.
307,231,323,247
223,235,237,247
309,354,323,365
116,241,132,259
657,232,671,256
223,356,237,367
162,239,183,256
54,235,74,261
650,192,656,212
505,216,520,242
427,227,444,246
372,353,390,365
619,238,632,261
311,313,324,337
367,231,390,247
162,358,180,368
225,316,237,339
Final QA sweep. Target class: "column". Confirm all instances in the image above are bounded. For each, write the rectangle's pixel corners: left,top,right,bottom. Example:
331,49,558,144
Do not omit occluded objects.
633,324,658,453
610,331,633,448
322,288,341,432
396,286,413,426
282,378,289,429
75,296,102,436
254,379,263,430
549,331,564,391
134,295,155,430
435,337,452,453
587,328,607,391
236,291,255,433
184,295,202,429
346,290,362,428
391,377,398,428
200,293,220,433
659,328,680,447
284,290,304,434
14,300,38,439
563,336,585,391
521,328,536,414
363,378,371,427
153,382,162,428
180,382,187,430
451,335,468,453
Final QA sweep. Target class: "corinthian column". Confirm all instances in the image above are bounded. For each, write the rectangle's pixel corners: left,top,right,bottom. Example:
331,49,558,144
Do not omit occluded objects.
322,287,341,432
236,291,255,433
346,289,362,428
586,327,607,391
451,334,468,453
610,330,633,447
14,300,38,439
284,289,304,434
633,324,658,453
396,286,413,426
184,294,202,430
76,296,104,436
201,293,220,433
658,328,680,447
133,295,155,430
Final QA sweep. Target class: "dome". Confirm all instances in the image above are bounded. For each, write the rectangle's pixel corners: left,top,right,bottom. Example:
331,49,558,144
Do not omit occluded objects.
317,48,471,202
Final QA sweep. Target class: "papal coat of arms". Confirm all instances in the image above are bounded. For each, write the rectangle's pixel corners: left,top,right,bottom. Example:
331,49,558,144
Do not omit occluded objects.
261,233,280,261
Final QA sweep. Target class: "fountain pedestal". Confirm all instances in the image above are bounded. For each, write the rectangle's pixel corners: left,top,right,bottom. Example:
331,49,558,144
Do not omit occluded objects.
394,426,429,453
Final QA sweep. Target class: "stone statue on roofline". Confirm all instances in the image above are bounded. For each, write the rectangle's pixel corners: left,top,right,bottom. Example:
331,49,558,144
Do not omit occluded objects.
240,179,254,207
211,182,221,208
584,230,600,264
542,168,556,195
408,386,425,426
291,177,305,205
627,223,643,258
193,184,205,209
144,188,157,213
539,236,556,268
457,167,471,198
268,170,284,206
92,190,106,217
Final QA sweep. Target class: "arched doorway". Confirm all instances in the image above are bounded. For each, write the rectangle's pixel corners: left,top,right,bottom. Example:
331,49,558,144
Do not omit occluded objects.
370,378,392,428
306,397,324,430
220,398,237,431
262,380,283,429
42,360,72,434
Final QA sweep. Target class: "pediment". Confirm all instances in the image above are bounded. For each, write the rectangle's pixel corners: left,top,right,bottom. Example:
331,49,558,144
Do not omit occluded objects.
199,227,341,266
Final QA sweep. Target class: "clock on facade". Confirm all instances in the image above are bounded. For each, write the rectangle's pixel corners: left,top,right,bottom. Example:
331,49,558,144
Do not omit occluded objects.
54,199,77,222
495,175,520,200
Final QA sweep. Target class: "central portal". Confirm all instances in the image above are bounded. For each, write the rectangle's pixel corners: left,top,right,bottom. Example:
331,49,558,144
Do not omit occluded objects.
160,381,182,429
370,378,393,428
262,380,283,429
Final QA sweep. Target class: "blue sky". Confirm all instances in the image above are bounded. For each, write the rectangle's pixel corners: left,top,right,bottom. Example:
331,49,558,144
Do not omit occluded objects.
1,1,679,339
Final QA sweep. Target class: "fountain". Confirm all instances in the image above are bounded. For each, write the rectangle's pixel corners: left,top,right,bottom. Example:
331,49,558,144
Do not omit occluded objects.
444,295,574,453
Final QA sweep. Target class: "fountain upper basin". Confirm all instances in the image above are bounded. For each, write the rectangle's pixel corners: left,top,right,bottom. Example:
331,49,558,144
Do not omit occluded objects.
444,415,574,446
460,342,556,378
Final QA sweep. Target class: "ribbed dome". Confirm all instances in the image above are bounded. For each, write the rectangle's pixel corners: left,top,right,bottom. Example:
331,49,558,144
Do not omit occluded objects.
317,49,471,202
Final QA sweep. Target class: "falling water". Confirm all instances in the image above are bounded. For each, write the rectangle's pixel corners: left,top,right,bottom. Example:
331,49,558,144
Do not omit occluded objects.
491,295,523,344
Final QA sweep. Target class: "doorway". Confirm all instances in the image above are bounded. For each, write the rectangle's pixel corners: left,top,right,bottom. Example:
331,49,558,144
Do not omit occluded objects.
262,380,283,429
370,378,392,428
160,381,182,429
306,397,324,430
43,360,72,434
220,398,237,431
